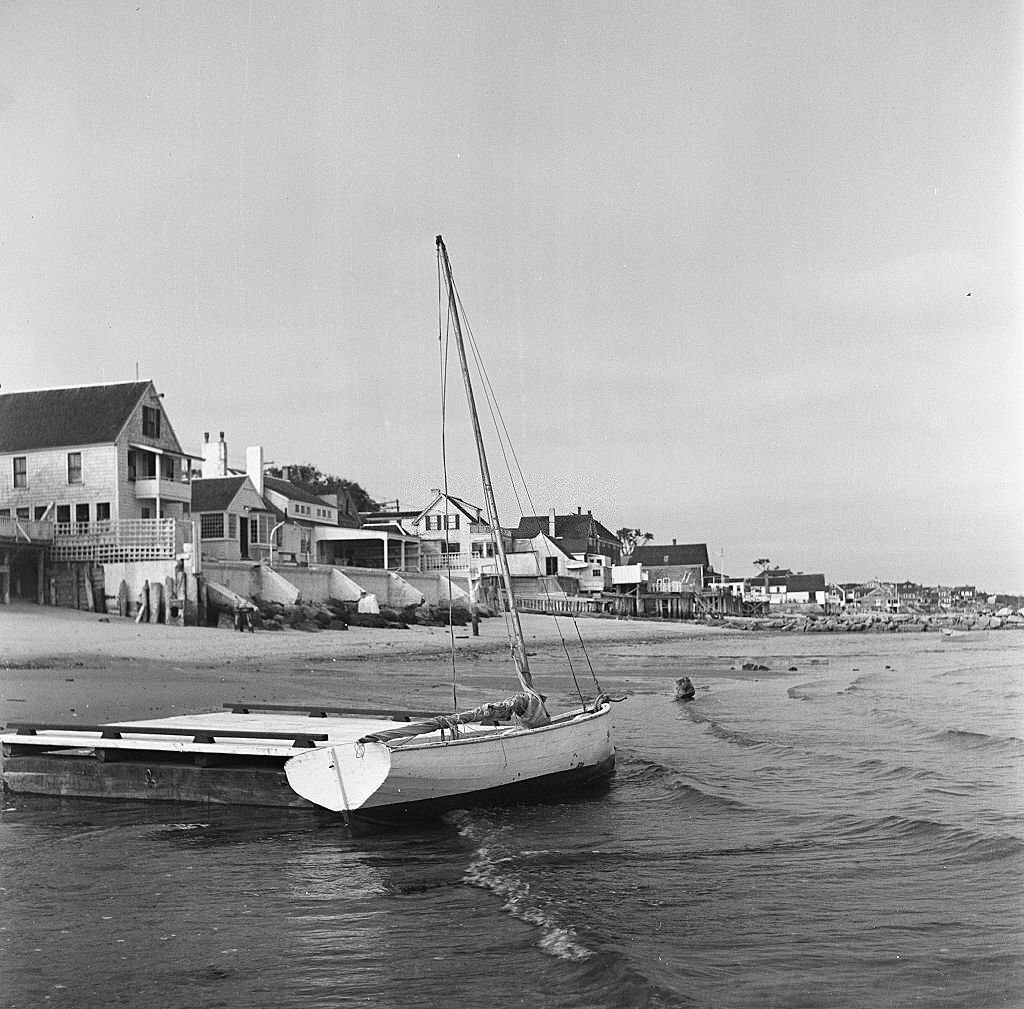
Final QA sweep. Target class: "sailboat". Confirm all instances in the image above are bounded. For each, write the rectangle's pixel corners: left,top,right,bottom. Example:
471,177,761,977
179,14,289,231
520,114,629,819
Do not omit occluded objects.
284,236,617,833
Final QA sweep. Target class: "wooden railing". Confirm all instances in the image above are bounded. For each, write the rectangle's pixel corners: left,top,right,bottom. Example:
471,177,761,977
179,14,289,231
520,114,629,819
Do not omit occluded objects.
50,519,187,562
0,517,53,543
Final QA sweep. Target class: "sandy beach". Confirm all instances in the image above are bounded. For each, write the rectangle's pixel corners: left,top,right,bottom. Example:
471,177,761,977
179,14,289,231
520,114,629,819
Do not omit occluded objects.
0,603,727,726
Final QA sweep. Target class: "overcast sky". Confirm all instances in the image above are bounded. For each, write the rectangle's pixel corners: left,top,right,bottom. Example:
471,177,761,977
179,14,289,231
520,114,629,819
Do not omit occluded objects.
2,1,1021,590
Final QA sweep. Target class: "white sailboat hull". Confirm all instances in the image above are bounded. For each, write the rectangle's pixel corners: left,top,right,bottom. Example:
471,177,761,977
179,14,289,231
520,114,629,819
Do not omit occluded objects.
285,702,615,831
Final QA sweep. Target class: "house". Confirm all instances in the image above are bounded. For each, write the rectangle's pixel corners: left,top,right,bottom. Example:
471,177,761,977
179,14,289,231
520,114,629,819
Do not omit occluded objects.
783,573,827,606
625,542,710,594
412,490,496,576
859,580,899,612
746,569,792,605
190,475,274,562
0,381,196,606
512,509,621,593
0,381,194,527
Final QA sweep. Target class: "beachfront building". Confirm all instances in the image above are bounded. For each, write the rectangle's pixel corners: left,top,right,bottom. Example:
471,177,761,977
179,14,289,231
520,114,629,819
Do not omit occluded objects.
783,573,828,606
627,542,710,593
414,490,497,576
0,381,194,528
190,475,275,562
512,509,621,594
0,381,197,605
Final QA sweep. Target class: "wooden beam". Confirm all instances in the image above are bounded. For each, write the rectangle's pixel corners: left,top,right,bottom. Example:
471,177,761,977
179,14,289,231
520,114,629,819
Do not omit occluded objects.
4,722,328,746
222,701,437,721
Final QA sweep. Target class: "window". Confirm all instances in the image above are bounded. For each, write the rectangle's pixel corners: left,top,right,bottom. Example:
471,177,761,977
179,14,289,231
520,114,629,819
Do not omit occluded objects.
16,507,29,520
67,452,82,484
545,557,559,576
76,503,90,523
34,506,48,520
13,456,26,488
56,505,70,523
200,513,224,538
445,514,460,530
228,514,237,538
161,455,174,480
96,502,111,521
142,405,161,438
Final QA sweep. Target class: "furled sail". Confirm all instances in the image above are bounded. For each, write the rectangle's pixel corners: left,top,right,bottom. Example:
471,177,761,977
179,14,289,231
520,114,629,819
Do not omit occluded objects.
359,691,551,743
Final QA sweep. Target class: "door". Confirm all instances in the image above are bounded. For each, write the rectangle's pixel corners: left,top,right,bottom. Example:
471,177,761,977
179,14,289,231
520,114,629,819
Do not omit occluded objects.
239,512,250,559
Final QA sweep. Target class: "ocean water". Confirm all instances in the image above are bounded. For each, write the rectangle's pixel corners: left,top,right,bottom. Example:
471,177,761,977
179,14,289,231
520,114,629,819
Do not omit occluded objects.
1,631,1021,1008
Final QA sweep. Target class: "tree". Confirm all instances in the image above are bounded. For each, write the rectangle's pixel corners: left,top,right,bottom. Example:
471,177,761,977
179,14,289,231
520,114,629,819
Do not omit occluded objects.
267,463,379,512
753,557,772,593
617,527,653,560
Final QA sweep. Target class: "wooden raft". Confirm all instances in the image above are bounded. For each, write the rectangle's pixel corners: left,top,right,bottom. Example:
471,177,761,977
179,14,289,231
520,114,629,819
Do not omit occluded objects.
0,702,441,808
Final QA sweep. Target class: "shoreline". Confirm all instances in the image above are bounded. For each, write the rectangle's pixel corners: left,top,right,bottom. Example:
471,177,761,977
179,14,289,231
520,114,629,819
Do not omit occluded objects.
0,603,726,726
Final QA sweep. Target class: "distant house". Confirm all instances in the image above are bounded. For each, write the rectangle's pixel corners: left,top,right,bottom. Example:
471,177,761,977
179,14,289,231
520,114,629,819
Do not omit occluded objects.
614,542,710,595
859,580,899,612
190,475,274,562
783,573,827,606
0,381,194,526
413,490,496,575
512,509,620,593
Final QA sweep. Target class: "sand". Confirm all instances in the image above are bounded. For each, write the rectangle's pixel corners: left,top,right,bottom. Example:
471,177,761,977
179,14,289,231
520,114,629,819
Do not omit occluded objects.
0,602,726,725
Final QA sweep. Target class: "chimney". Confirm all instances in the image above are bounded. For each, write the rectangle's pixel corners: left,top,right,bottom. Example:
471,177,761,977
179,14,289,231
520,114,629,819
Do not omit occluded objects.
548,508,556,538
577,506,582,515
202,430,226,479
246,446,264,497
672,538,677,546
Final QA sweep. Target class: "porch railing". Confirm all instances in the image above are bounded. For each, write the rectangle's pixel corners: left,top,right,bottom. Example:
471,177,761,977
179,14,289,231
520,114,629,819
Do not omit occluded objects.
0,517,54,543
51,519,188,563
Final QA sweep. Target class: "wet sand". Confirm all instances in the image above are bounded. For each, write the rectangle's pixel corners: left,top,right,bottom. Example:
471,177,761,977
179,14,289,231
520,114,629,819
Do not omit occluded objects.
0,603,730,725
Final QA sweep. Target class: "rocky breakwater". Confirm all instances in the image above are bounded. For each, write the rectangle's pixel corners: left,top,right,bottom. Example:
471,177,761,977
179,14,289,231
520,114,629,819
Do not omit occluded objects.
249,597,482,633
716,611,1024,634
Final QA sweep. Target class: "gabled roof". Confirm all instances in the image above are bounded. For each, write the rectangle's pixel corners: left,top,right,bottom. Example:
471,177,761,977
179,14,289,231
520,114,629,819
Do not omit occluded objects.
0,381,153,453
514,512,618,545
263,475,333,509
191,476,251,513
786,573,827,592
414,492,486,525
630,543,710,567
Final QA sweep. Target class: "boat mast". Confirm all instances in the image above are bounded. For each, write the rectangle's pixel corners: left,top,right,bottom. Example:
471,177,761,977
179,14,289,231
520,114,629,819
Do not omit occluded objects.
436,235,535,692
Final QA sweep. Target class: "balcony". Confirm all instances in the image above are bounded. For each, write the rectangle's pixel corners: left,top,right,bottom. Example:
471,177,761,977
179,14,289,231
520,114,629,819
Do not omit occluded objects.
420,551,498,576
133,476,192,504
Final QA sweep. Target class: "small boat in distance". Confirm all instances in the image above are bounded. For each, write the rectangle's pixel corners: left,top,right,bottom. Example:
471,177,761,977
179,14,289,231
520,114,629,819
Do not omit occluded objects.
284,236,617,833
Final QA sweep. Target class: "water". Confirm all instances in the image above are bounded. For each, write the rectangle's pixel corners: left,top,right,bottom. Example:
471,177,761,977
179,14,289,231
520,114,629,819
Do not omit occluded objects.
2,632,1021,1008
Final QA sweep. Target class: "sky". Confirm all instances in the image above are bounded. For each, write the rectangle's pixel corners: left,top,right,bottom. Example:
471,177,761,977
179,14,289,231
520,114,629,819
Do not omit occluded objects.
2,1,1021,591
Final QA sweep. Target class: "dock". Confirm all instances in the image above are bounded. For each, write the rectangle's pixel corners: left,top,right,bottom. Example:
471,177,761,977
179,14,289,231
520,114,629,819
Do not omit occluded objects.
0,702,438,808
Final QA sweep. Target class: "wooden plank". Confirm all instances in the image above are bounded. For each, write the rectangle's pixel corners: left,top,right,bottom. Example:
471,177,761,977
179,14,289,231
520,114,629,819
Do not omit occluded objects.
3,721,328,744
223,701,438,721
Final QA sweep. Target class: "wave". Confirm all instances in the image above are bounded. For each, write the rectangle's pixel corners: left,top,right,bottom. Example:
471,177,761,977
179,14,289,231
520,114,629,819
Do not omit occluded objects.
826,812,1024,863
851,758,942,781
613,753,748,811
931,727,1024,756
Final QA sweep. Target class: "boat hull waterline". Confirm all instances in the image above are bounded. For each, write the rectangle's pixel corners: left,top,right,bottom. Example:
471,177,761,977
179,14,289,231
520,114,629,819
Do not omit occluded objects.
284,702,615,828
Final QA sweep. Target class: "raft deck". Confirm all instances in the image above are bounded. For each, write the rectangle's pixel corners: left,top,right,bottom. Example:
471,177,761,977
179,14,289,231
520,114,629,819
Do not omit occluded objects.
0,702,439,808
